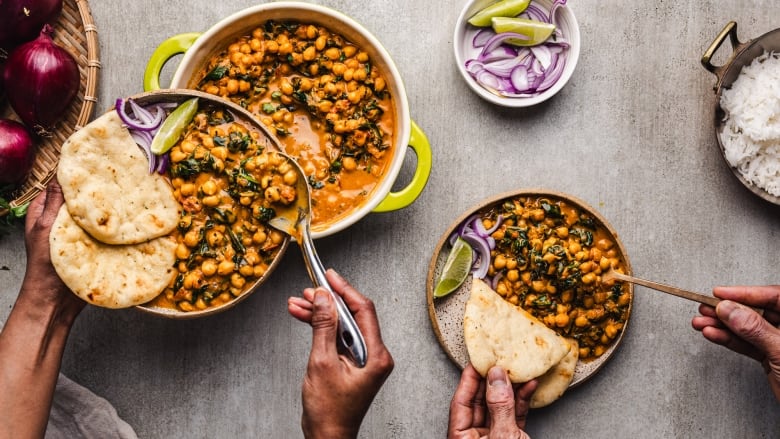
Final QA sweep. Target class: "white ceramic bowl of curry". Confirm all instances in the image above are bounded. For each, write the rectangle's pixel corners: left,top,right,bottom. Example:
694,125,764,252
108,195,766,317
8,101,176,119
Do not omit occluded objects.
144,2,432,239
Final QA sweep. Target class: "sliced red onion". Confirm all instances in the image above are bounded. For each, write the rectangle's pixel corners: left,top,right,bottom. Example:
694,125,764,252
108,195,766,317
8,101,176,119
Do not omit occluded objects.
478,45,518,64
484,214,504,235
549,0,567,24
465,0,570,98
510,66,530,93
130,130,158,174
116,98,164,131
472,28,494,48
491,271,504,290
523,4,549,22
120,97,178,174
460,231,491,279
530,46,553,70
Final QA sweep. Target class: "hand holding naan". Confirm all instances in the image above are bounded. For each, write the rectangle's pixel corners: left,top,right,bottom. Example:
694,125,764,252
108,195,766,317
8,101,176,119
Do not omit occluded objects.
692,286,780,401
448,364,536,439
22,179,85,318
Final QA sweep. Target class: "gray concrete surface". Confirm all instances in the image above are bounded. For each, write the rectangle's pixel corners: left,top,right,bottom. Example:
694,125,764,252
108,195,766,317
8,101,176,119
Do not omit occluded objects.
2,0,779,437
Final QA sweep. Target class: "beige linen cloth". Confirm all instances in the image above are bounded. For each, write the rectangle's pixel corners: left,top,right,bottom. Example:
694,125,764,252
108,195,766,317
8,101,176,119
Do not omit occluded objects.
46,374,137,439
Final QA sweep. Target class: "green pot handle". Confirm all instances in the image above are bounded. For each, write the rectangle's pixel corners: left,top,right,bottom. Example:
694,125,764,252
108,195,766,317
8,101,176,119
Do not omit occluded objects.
373,120,432,213
143,33,201,91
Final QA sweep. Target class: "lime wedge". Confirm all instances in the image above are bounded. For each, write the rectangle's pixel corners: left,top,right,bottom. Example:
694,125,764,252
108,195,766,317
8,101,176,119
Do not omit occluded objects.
151,98,199,155
434,237,474,298
491,17,556,46
468,0,530,27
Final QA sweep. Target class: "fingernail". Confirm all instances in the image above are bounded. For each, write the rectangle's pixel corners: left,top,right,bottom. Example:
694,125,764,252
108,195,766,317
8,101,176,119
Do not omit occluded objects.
328,269,344,282
313,289,329,306
717,300,745,323
488,367,507,387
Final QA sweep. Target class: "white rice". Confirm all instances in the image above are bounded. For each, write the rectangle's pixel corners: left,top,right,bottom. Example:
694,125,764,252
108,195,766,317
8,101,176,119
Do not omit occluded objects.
719,50,780,197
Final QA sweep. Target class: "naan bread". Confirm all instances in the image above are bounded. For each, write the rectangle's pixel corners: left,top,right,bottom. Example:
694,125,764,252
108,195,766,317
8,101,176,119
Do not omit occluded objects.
50,205,177,309
58,110,179,245
530,338,579,408
464,279,570,382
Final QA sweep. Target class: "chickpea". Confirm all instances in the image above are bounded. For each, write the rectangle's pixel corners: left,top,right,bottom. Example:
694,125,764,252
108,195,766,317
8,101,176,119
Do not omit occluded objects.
270,230,284,245
324,47,340,60
356,51,369,62
555,313,569,327
201,259,217,277
531,280,546,293
343,45,357,57
226,79,239,94
230,273,246,289
575,315,589,327
253,265,267,278
253,230,268,244
175,243,190,260
207,230,224,247
506,269,520,282
169,149,188,163
217,260,235,276
496,282,508,296
180,183,196,196
568,241,581,254
211,146,228,161
605,324,619,339
265,186,281,202
315,36,327,51
183,230,200,248
202,195,220,207
493,254,507,270
581,272,596,285
593,345,607,357
596,238,614,251
201,180,218,196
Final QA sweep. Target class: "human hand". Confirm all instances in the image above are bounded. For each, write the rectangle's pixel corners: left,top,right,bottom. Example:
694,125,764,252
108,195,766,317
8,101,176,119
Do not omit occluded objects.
21,179,84,319
448,364,537,439
287,269,394,439
691,286,780,401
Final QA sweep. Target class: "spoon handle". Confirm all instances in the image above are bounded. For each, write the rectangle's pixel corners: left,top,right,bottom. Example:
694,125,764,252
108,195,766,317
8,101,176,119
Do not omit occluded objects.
607,271,721,307
299,222,368,368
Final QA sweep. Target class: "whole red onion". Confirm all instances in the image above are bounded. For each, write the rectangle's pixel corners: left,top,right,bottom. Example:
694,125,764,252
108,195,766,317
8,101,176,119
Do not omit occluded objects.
0,0,63,48
3,24,79,136
0,119,35,185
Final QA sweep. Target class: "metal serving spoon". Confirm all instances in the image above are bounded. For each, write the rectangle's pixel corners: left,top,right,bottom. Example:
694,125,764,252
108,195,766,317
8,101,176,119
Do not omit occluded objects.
602,269,764,315
267,153,368,368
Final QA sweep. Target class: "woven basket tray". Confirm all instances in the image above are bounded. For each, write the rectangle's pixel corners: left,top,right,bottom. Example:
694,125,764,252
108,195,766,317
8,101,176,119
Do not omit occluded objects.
0,0,100,216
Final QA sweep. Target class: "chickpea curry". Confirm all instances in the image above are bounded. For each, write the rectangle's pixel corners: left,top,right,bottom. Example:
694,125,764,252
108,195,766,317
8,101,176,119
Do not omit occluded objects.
147,104,298,312
478,196,631,361
192,20,395,231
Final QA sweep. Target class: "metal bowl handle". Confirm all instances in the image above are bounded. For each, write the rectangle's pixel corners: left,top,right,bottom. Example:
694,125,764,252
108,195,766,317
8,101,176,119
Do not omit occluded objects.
701,21,741,82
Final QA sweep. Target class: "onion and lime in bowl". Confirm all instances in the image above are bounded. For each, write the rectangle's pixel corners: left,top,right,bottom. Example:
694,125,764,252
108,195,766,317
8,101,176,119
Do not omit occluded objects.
454,0,580,107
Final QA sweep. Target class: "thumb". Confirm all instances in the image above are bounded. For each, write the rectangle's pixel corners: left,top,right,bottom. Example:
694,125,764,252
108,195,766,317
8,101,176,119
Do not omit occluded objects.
485,367,519,437
717,300,780,365
309,289,339,360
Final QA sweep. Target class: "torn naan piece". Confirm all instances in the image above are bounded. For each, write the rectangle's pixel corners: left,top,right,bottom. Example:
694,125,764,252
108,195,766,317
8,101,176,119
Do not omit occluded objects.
464,279,570,382
530,338,579,408
58,110,179,245
49,205,177,309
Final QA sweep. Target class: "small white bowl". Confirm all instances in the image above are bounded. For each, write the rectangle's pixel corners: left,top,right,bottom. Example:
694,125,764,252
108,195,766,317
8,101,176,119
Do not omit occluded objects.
453,0,580,107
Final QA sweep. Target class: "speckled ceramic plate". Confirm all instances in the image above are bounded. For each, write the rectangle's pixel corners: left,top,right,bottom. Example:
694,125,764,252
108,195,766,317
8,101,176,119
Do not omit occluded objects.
426,189,633,388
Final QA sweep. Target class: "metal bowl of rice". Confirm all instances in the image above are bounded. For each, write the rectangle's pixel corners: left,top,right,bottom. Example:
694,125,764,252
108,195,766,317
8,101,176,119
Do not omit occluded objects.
702,22,780,205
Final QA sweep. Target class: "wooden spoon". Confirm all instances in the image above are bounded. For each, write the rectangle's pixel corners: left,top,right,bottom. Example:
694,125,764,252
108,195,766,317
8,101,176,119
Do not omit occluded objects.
602,270,721,307
602,270,764,315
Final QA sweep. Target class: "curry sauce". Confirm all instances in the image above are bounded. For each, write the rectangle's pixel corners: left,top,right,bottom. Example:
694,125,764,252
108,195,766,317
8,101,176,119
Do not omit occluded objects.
191,20,395,231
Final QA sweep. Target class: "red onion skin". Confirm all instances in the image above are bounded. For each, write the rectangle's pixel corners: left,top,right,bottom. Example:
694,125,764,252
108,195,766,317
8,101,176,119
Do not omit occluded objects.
3,24,79,135
0,0,63,49
0,119,35,185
